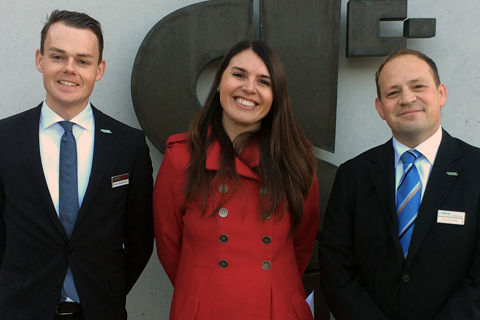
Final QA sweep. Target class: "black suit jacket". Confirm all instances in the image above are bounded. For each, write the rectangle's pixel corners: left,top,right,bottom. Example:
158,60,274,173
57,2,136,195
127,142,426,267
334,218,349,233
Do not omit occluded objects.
319,130,480,320
0,104,154,320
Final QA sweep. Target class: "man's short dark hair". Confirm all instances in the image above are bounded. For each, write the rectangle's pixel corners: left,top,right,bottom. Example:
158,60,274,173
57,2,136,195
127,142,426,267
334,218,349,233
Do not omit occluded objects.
375,48,440,100
40,10,104,63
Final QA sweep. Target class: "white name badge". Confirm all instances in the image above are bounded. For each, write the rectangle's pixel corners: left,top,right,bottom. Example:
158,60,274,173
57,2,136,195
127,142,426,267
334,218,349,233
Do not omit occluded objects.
437,210,465,225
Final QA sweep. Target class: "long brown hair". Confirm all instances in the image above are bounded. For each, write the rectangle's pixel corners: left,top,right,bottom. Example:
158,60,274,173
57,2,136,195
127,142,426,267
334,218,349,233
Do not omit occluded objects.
185,40,316,232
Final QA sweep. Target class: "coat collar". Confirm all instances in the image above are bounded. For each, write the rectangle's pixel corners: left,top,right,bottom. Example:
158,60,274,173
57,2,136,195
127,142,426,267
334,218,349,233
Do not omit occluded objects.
205,138,261,181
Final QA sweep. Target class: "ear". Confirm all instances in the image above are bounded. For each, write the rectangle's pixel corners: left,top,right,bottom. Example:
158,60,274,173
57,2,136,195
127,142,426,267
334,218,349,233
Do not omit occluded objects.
35,49,44,73
438,82,447,108
95,59,106,81
375,97,385,120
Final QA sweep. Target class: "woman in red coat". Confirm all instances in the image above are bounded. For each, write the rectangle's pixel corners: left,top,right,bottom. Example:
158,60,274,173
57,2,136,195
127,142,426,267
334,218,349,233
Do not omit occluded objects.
153,40,319,319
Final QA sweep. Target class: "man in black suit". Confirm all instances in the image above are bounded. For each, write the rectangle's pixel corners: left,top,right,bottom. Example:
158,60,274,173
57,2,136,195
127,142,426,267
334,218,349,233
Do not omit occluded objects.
0,10,153,320
319,48,480,319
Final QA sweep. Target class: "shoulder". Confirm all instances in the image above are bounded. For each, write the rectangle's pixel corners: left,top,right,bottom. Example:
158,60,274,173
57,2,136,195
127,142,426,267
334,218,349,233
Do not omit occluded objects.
0,105,41,131
165,133,190,160
446,132,480,162
340,141,392,171
92,106,144,138
160,133,190,171
167,132,188,148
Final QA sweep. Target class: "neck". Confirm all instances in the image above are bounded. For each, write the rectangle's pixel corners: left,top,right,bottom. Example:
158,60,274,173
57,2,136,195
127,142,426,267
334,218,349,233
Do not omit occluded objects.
46,100,87,121
221,115,260,142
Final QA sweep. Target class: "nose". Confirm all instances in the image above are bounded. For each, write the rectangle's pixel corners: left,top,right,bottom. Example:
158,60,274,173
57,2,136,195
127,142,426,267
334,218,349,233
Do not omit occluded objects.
62,58,76,73
242,78,256,94
399,89,416,105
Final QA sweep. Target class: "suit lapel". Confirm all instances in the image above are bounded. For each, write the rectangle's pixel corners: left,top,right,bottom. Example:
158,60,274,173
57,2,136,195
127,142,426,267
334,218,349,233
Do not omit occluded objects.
20,105,67,237
406,131,462,265
369,140,405,258
76,106,114,224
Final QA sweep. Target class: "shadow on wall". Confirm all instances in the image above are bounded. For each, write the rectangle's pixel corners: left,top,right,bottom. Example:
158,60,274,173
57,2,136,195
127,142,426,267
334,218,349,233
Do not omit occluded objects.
303,158,337,320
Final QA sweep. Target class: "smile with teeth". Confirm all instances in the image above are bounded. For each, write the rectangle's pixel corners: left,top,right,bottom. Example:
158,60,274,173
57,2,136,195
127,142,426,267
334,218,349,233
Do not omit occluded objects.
235,97,256,108
58,80,79,87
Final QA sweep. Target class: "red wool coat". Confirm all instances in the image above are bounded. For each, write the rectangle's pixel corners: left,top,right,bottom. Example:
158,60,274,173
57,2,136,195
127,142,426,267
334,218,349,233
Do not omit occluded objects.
153,133,319,319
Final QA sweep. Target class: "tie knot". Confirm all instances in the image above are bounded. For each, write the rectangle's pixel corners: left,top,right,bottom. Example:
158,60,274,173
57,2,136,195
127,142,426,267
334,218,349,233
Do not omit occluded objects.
59,121,74,133
401,150,420,165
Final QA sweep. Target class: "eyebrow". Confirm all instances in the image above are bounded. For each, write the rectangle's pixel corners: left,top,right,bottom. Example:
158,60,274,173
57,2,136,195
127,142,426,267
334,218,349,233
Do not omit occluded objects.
47,47,95,59
385,78,427,91
231,66,271,79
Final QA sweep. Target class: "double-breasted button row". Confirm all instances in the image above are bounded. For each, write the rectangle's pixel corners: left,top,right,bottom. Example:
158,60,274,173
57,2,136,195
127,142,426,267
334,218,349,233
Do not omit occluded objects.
218,259,272,270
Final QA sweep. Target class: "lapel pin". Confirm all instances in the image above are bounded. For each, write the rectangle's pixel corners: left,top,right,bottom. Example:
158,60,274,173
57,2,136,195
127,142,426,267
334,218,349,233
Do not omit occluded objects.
100,129,112,134
446,171,458,176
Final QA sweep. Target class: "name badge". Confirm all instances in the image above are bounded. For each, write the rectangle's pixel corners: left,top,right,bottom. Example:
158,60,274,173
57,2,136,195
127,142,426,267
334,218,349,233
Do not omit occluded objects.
111,173,129,188
437,210,465,225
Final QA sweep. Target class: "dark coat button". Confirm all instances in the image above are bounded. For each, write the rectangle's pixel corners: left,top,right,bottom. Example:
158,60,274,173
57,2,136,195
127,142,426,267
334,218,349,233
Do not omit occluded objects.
262,236,271,245
218,208,228,218
219,234,229,243
262,260,271,270
218,184,229,194
219,259,229,268
402,274,411,283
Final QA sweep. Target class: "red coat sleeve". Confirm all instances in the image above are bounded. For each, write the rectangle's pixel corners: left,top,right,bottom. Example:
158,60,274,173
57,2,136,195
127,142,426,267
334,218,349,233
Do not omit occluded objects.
293,176,320,274
153,138,188,285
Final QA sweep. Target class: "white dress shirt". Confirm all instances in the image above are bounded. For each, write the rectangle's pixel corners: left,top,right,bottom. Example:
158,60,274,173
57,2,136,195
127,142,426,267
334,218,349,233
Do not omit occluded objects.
39,101,95,216
393,126,443,200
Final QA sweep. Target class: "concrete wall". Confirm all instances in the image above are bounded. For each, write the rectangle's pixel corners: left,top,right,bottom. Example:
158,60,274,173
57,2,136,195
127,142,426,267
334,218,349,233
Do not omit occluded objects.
1,0,479,319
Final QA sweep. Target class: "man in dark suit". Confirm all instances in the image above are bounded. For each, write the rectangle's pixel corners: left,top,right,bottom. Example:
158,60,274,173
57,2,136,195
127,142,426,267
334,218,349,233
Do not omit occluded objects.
0,10,153,320
319,48,480,319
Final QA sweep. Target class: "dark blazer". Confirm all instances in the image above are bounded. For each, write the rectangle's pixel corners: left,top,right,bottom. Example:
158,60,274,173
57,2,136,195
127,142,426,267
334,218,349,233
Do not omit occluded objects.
319,130,480,320
0,104,154,320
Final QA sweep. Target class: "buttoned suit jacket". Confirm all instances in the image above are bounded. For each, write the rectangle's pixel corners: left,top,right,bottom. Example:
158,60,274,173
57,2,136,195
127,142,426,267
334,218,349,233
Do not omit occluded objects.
319,130,480,320
0,104,154,320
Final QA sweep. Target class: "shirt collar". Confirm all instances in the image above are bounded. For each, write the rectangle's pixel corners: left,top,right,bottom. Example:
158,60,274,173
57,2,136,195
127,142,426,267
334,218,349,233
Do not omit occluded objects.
40,101,94,131
393,126,443,167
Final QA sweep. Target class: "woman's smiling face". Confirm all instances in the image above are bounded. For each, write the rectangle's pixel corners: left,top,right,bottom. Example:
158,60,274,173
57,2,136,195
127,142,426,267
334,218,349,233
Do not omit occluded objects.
218,49,273,141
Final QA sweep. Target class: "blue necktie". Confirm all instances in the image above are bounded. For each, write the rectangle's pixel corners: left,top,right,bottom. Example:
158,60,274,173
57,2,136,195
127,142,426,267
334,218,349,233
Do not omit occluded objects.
58,121,80,302
396,150,422,257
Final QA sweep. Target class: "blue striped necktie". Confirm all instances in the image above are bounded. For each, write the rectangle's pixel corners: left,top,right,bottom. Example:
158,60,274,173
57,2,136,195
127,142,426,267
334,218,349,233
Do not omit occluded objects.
58,121,80,302
397,150,422,257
